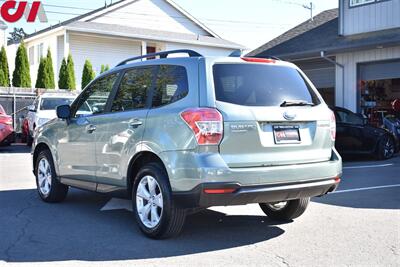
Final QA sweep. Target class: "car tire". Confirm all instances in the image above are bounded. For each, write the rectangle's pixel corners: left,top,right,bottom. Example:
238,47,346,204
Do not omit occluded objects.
132,162,186,239
259,198,310,221
376,135,395,160
35,149,68,203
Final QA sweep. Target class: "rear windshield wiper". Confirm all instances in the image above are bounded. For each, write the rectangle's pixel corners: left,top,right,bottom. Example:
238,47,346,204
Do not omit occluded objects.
280,100,315,107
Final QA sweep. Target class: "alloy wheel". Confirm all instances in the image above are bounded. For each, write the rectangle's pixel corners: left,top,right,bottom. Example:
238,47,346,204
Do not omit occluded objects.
37,158,52,196
383,138,395,159
136,175,163,229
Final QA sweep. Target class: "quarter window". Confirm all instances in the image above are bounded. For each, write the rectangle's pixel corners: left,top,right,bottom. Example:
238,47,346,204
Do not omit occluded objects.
152,65,188,108
111,67,153,112
72,73,118,117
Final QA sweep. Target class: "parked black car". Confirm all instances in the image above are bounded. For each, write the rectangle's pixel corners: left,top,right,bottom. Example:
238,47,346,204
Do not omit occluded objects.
331,106,398,160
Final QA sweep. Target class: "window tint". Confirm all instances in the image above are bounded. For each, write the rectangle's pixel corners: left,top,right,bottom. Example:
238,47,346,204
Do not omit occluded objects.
213,64,320,107
152,65,188,108
111,67,153,112
40,98,74,110
336,110,363,125
72,73,118,117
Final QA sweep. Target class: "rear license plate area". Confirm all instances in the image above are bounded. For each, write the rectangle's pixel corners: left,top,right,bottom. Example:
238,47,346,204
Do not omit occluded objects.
273,125,301,144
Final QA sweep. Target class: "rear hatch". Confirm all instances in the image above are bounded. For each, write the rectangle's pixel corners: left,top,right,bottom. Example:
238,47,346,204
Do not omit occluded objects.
213,61,334,168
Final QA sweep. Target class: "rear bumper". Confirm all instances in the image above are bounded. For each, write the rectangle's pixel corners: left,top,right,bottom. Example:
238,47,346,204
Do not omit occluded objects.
173,177,340,208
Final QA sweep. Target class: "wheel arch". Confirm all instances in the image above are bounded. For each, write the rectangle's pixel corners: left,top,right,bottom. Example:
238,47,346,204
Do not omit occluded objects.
33,142,58,175
126,151,169,195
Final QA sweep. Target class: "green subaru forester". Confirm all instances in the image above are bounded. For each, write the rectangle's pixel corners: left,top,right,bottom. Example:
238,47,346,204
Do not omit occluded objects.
32,50,342,239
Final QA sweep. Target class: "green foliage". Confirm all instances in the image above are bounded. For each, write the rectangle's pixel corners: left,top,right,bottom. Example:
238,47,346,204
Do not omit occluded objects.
45,49,55,89
12,41,31,88
67,54,76,90
35,57,46,89
35,49,56,89
0,46,10,87
100,64,110,74
81,60,96,89
58,58,68,89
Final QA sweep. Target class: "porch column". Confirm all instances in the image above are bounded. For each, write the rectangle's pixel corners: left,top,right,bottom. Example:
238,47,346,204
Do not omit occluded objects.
64,31,70,58
141,41,147,61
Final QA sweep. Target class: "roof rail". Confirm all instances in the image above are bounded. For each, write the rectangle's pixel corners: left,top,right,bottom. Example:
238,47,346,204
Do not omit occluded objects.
116,49,203,67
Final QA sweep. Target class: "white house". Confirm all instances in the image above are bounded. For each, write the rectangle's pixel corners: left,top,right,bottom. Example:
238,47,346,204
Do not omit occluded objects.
7,0,244,89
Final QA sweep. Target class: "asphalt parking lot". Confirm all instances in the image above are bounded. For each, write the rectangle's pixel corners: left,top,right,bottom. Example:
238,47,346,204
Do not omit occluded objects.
0,145,399,267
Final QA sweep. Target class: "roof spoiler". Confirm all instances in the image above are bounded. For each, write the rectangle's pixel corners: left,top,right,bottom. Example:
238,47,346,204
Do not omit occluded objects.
116,49,203,67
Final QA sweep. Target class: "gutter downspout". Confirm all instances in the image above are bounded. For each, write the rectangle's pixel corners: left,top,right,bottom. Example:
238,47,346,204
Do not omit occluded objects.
320,51,345,107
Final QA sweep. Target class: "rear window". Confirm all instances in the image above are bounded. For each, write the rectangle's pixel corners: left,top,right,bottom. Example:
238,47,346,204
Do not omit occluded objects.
213,64,320,107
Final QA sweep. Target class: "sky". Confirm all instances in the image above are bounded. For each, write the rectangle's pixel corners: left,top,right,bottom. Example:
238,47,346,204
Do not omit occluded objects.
3,0,338,51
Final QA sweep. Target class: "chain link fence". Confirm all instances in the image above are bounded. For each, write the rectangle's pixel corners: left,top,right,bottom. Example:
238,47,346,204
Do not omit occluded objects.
0,87,77,134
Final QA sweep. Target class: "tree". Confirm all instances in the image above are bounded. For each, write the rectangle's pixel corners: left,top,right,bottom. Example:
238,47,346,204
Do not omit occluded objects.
0,46,10,87
81,60,95,89
35,57,46,89
8,28,27,44
58,58,68,89
66,54,76,90
100,64,110,74
12,41,31,88
45,48,55,89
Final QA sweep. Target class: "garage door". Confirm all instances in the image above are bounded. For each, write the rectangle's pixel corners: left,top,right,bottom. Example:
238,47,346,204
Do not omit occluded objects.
303,67,335,88
359,60,400,81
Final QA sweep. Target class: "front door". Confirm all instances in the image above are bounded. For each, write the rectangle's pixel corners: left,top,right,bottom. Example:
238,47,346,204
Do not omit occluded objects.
57,73,119,186
95,67,155,187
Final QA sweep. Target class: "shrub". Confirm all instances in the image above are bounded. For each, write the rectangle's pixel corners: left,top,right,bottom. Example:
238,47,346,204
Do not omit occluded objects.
0,46,10,87
12,40,31,87
81,59,95,89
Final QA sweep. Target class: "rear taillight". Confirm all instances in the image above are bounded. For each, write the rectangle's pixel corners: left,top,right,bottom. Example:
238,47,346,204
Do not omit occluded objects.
330,111,336,141
180,108,223,145
0,115,12,125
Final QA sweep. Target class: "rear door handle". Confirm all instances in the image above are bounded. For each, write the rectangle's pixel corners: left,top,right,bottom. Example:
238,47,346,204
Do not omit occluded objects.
129,119,143,128
86,124,96,134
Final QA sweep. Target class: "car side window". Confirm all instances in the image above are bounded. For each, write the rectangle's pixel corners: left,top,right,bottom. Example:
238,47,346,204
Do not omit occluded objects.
152,65,188,108
111,67,153,112
71,73,118,117
337,110,363,125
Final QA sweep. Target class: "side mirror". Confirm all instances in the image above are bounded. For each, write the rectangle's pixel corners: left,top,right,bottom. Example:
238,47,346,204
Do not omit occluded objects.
56,105,71,119
28,105,36,112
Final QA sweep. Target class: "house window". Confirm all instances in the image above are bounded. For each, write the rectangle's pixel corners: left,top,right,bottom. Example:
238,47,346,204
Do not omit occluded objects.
37,43,44,62
350,0,388,7
28,46,34,65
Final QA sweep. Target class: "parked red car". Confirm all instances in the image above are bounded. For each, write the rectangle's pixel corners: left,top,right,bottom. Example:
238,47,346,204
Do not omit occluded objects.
0,104,14,146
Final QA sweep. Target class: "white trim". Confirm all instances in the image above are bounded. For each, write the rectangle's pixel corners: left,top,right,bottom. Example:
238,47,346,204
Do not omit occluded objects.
65,26,242,49
11,27,66,46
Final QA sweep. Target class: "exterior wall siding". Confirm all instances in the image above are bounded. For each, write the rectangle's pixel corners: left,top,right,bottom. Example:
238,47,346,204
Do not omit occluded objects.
69,33,141,90
335,46,400,112
294,59,336,89
90,0,209,36
342,0,400,35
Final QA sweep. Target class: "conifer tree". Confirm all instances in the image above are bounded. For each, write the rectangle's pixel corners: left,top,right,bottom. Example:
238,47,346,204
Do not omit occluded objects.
45,48,55,89
81,59,95,89
35,57,46,89
58,58,68,89
0,46,10,87
12,40,31,87
66,54,76,90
